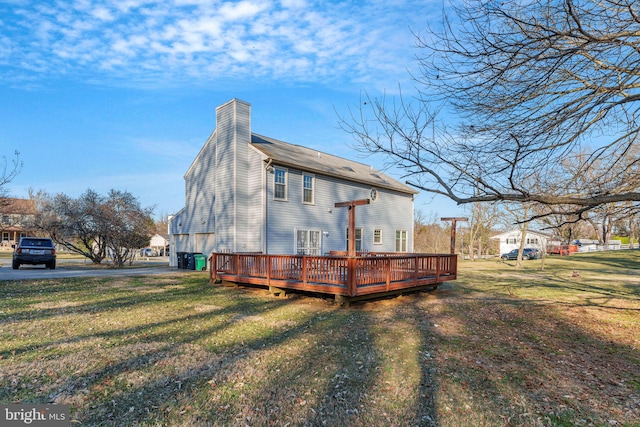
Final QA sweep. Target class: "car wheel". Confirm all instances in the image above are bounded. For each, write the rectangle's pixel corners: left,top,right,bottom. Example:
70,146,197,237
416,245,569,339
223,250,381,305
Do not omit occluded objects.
12,261,19,269
48,261,56,269
501,256,508,260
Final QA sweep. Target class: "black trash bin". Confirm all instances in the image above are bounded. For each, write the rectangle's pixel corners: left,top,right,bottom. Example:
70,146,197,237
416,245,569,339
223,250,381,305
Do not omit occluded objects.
176,252,187,269
187,252,203,270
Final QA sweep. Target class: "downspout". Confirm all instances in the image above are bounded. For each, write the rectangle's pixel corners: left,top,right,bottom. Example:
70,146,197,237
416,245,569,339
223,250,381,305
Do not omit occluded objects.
264,158,272,254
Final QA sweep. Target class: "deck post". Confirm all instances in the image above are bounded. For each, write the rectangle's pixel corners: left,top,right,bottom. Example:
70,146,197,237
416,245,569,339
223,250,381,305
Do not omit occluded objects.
452,255,458,279
235,254,241,283
385,257,391,291
209,253,216,284
347,256,357,296
302,256,308,288
336,294,351,308
266,255,272,287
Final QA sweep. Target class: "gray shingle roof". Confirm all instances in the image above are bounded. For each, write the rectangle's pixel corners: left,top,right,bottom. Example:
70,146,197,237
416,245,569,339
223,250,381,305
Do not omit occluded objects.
250,133,417,195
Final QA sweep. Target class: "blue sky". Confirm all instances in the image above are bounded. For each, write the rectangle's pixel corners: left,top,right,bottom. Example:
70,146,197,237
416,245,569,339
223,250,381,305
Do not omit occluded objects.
1,0,463,220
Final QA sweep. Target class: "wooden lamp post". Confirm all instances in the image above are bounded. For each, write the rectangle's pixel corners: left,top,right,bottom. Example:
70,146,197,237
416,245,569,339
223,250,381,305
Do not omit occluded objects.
335,199,371,297
441,217,468,254
335,199,371,257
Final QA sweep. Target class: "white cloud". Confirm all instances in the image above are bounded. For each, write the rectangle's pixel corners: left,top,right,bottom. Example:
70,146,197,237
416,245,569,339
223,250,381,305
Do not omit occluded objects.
90,6,115,21
0,0,438,88
219,0,267,20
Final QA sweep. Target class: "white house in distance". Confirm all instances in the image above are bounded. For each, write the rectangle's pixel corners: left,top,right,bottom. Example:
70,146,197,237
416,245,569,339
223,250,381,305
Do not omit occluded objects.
149,234,169,256
491,229,551,255
168,99,417,267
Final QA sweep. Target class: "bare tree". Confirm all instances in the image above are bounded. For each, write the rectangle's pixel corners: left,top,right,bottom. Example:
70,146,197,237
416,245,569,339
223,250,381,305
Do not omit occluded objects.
414,210,450,253
153,212,171,235
35,189,154,267
542,150,640,244
501,204,535,268
626,212,640,247
584,205,620,248
1,151,22,209
103,190,154,267
342,1,640,218
464,200,500,260
35,190,110,263
537,210,585,244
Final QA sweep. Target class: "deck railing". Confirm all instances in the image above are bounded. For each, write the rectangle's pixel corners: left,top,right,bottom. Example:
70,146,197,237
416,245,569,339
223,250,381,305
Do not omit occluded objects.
210,253,457,297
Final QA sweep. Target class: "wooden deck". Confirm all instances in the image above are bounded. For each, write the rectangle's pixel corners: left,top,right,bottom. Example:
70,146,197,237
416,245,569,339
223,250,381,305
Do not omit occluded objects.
209,253,457,305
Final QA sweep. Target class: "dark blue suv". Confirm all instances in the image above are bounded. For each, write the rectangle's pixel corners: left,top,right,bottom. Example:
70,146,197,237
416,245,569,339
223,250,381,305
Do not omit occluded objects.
12,237,57,269
500,248,540,260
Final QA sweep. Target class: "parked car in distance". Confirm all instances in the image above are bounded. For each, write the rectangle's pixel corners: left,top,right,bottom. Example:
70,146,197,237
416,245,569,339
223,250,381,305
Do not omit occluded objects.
12,237,56,269
500,248,541,260
140,248,158,257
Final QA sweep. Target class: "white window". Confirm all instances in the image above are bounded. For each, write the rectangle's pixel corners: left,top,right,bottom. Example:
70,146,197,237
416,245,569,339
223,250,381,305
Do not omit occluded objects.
346,227,363,252
303,174,314,204
274,168,287,200
526,238,539,245
296,229,321,255
395,230,407,252
373,228,382,245
506,238,517,244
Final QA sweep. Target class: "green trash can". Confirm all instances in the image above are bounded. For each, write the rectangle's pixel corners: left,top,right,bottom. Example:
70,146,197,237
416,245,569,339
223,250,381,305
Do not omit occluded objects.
194,254,207,271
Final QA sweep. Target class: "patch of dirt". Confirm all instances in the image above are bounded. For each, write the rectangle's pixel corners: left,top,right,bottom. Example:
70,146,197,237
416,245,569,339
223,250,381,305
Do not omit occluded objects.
32,301,82,310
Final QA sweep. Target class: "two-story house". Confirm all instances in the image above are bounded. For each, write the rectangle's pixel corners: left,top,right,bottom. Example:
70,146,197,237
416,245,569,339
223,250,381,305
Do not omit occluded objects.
168,99,417,266
0,198,37,250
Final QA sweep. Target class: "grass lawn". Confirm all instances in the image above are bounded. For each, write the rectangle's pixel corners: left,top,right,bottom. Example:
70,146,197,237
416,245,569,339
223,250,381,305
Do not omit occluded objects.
0,252,638,426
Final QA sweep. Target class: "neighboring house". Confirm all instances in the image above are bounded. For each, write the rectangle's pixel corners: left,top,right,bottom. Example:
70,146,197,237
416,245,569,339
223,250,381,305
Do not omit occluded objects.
168,99,417,266
0,198,37,250
149,234,169,256
573,239,599,252
491,229,551,255
573,239,622,252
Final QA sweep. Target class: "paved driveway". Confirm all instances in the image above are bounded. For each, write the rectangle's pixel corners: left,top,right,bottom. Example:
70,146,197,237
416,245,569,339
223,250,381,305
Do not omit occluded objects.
0,257,194,281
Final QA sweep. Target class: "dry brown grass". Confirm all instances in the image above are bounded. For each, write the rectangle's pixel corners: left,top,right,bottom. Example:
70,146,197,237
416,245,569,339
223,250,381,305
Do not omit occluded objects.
0,252,638,426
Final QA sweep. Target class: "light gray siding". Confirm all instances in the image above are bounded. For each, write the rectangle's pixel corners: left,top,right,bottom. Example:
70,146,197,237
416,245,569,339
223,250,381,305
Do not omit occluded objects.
171,99,252,256
265,166,414,254
233,101,252,251
210,99,252,252
245,146,264,252
214,103,236,252
169,233,189,267
183,132,216,234
194,232,216,259
171,98,415,259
